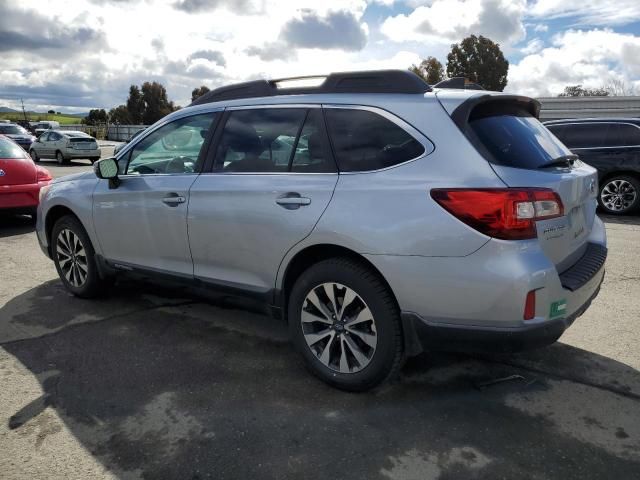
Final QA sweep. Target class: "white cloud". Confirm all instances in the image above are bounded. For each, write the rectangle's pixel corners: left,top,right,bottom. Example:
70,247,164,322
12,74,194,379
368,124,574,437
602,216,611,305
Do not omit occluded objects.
521,38,544,55
507,29,640,97
529,0,640,26
380,0,526,45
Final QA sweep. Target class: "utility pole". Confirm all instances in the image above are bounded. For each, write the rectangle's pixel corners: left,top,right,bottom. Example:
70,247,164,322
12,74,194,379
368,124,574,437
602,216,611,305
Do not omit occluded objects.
20,98,28,122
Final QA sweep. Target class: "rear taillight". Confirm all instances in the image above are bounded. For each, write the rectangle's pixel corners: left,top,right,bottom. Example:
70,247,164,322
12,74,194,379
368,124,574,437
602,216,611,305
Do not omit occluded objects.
430,188,564,240
524,290,536,320
36,166,52,182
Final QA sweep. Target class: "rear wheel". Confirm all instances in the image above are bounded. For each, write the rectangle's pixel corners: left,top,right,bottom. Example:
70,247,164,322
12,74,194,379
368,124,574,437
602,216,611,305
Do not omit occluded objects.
598,175,640,215
56,151,67,165
51,215,107,298
30,149,39,162
288,258,404,391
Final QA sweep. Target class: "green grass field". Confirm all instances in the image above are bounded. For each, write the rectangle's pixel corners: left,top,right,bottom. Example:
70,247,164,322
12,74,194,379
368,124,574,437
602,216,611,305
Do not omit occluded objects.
0,112,83,125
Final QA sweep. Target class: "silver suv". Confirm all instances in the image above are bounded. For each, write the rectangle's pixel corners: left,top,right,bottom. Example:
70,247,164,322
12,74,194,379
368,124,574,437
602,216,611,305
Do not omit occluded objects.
36,70,607,391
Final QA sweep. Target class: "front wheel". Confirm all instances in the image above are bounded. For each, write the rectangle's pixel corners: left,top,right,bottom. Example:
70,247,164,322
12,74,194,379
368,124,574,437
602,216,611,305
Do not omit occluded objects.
51,215,107,298
30,149,39,162
598,175,640,215
288,258,404,392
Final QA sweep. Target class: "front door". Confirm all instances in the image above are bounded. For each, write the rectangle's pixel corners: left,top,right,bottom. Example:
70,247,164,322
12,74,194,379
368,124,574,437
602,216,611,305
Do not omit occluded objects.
188,107,338,295
93,111,219,276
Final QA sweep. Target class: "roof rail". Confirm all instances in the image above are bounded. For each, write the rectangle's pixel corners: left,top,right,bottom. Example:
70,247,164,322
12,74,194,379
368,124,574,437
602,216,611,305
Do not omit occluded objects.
190,69,432,106
434,77,485,90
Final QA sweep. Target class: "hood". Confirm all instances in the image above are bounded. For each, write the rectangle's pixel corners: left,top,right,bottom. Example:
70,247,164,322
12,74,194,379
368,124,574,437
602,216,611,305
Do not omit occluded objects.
5,134,35,141
52,170,96,184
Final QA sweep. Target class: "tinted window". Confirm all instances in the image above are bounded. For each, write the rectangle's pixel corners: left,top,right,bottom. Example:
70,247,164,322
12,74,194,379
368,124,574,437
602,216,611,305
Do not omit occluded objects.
562,124,605,149
325,109,425,172
291,110,335,173
0,136,27,158
215,108,307,173
125,112,216,175
469,110,571,168
0,125,27,135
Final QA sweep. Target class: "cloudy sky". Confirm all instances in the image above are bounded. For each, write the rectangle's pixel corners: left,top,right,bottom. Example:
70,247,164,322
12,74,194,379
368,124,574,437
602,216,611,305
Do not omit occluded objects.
1,0,639,113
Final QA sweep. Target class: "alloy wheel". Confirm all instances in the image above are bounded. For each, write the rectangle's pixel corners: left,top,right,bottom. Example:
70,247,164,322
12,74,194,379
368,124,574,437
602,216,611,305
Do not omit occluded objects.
56,228,88,287
301,282,377,374
600,179,637,212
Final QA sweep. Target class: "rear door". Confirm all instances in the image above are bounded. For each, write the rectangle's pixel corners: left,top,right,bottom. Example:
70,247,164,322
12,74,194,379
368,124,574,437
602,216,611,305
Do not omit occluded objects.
188,106,338,296
460,99,598,271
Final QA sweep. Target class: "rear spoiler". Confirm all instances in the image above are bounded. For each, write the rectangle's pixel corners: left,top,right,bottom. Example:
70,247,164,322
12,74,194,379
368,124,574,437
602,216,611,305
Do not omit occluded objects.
450,94,541,130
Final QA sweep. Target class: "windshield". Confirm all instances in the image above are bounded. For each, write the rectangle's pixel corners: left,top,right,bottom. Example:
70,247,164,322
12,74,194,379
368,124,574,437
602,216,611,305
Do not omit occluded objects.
0,125,28,135
469,109,572,169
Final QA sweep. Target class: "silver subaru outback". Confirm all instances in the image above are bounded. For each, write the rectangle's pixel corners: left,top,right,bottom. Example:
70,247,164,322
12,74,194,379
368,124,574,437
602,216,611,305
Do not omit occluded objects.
36,70,607,391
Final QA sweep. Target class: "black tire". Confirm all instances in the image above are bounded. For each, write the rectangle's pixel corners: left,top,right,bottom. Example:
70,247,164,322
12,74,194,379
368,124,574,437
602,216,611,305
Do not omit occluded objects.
30,149,40,163
56,151,68,165
598,175,640,215
288,258,404,392
51,215,107,298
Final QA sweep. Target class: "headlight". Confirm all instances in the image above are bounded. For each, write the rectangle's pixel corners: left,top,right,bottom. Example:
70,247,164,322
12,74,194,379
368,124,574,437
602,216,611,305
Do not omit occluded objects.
39,184,51,203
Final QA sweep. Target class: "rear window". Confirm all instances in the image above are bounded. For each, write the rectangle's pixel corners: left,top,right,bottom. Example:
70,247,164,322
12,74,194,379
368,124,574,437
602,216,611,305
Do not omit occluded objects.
469,107,571,169
325,108,426,172
0,136,28,158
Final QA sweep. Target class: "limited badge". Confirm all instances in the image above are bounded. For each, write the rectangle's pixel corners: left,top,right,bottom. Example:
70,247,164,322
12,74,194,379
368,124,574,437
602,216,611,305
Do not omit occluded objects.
550,299,567,318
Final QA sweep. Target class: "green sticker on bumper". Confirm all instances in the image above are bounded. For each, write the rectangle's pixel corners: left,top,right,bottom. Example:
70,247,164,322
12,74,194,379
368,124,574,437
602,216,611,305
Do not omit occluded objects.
550,299,567,318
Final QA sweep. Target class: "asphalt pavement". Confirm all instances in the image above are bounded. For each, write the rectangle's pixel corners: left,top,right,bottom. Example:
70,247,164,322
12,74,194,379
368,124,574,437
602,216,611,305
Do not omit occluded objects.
0,165,639,479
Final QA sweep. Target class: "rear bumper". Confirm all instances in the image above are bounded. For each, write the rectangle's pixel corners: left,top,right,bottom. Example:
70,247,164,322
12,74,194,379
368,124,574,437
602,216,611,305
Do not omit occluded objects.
65,148,101,159
401,268,604,354
0,181,48,210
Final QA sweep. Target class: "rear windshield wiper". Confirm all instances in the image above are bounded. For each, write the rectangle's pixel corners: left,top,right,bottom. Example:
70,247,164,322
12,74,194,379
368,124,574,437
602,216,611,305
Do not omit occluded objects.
538,154,579,169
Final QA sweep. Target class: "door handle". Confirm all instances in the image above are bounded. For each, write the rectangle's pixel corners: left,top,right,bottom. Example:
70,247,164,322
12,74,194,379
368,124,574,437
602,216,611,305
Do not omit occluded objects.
162,193,186,206
276,193,311,209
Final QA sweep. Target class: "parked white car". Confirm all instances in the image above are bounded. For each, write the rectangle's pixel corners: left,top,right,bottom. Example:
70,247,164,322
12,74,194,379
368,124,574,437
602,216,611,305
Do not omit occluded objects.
30,130,101,164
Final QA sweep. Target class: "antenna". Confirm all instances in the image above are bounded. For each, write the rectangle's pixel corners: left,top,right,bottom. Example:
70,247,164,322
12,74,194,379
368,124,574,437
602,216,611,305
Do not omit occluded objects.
20,98,28,122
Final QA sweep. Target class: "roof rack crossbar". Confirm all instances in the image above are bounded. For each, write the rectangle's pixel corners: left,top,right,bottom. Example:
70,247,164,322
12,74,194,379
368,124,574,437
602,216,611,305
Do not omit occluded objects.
190,70,431,106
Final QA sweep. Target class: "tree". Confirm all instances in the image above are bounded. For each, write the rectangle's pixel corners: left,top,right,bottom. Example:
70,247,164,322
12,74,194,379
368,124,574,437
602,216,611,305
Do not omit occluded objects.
446,35,509,91
604,79,637,96
558,85,609,97
141,81,178,125
108,105,131,124
47,109,55,114
409,57,445,85
191,85,210,102
126,85,144,124
83,108,108,125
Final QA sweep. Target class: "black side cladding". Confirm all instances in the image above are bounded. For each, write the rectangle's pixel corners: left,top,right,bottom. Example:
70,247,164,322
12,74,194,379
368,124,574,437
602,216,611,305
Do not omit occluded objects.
559,243,608,291
189,70,431,106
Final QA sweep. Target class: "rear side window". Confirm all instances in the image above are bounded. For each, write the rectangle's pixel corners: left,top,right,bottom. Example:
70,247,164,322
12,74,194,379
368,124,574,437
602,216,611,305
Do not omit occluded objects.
468,107,571,169
0,136,27,158
324,108,425,172
214,108,336,173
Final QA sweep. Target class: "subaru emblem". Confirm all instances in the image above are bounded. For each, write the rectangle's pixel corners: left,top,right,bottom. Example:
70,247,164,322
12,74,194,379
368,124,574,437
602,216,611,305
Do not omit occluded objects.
0,169,5,177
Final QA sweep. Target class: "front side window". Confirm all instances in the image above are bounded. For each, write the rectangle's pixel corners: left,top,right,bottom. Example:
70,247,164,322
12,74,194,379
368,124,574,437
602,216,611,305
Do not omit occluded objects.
616,124,640,147
124,112,217,175
325,108,425,172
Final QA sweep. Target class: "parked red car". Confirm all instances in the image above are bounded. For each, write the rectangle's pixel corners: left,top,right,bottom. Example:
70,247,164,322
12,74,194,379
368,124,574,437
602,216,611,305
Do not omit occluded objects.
0,135,52,217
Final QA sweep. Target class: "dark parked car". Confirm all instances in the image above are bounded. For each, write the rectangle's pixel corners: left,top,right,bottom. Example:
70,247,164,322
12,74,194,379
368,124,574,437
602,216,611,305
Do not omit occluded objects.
0,123,36,151
544,118,640,215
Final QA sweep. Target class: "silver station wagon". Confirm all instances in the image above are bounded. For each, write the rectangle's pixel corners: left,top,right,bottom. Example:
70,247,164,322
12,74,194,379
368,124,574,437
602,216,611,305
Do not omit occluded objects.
36,70,607,391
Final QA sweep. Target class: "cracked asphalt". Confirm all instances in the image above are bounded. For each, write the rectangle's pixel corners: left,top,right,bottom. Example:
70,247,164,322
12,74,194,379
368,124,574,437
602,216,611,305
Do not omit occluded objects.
1,163,639,479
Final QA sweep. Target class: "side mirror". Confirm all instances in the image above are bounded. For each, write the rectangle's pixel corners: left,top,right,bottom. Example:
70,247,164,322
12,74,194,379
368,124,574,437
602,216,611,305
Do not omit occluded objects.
94,157,120,189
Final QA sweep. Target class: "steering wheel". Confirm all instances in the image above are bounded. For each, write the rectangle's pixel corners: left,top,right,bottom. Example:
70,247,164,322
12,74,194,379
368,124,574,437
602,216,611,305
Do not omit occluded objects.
165,156,195,174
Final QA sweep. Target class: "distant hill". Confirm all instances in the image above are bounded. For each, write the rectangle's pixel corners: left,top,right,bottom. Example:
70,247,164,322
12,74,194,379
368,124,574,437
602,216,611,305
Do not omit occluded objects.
0,106,88,118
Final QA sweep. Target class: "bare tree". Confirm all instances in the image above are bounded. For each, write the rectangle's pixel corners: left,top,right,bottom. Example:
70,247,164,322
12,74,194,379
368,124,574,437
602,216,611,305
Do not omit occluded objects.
604,79,637,96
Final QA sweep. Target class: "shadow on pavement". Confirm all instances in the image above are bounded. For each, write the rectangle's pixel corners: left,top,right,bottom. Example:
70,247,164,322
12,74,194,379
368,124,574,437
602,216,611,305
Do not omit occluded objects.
0,214,35,238
1,279,639,480
598,213,640,226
